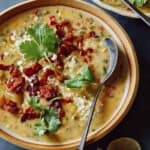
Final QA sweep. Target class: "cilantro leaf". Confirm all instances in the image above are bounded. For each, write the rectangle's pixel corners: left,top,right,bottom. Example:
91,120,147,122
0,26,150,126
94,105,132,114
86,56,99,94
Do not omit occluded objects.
65,65,94,88
34,119,47,136
20,23,59,60
65,79,90,88
80,65,94,81
34,108,61,135
28,97,42,112
43,108,61,133
129,0,147,7
20,40,42,60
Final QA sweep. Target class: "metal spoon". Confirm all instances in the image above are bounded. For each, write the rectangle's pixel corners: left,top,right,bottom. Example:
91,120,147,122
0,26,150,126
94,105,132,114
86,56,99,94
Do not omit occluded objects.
122,0,150,27
79,38,118,150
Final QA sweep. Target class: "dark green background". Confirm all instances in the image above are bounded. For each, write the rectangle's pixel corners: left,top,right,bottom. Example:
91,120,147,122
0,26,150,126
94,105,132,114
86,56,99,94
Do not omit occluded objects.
0,0,150,149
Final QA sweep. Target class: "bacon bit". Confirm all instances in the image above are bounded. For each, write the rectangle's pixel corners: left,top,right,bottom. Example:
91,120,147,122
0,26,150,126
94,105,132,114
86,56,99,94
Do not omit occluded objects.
40,69,54,85
55,55,64,70
0,54,4,60
7,77,25,93
0,98,20,114
27,85,39,96
87,48,93,53
54,71,65,82
50,100,65,117
27,76,40,96
58,44,71,57
56,24,65,38
75,35,84,48
23,63,42,77
83,58,88,63
0,97,6,108
40,69,64,85
61,21,73,33
88,31,96,38
0,64,10,70
50,97,72,118
49,16,73,39
79,50,87,56
61,97,73,104
40,84,59,100
9,65,20,77
21,107,40,122
49,16,57,26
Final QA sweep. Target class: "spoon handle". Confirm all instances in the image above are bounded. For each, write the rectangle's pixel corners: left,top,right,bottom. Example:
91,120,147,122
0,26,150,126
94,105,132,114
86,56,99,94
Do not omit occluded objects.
122,0,150,26
79,84,103,150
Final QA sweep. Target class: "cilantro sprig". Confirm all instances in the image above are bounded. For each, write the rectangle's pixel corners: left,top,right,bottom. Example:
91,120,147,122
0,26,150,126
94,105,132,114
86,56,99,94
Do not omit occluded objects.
20,23,59,60
28,97,42,112
27,96,61,135
34,108,61,135
65,65,94,88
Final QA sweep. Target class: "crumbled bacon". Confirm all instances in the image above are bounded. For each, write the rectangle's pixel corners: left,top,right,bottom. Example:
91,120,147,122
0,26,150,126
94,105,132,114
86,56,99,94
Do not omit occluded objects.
23,63,42,77
55,55,64,70
0,64,10,70
49,16,73,39
58,43,77,57
61,97,73,104
0,98,20,114
40,84,59,100
0,54,4,60
56,21,73,38
26,75,40,96
40,69,65,85
54,71,65,82
49,16,57,26
9,65,20,77
7,77,25,93
0,97,6,108
48,16,96,69
40,69,54,85
50,98,72,118
50,100,65,117
21,107,40,122
87,31,96,38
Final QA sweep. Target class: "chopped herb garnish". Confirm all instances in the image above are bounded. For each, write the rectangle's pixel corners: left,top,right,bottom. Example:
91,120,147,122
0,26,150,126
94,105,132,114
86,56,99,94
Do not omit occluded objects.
34,119,46,136
103,66,107,75
65,65,94,88
20,23,59,60
129,0,147,7
28,97,42,112
56,9,59,14
34,108,61,135
79,13,83,18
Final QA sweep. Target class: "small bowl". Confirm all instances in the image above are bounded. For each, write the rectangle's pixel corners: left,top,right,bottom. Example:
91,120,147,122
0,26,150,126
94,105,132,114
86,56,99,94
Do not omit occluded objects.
0,0,139,149
93,0,150,18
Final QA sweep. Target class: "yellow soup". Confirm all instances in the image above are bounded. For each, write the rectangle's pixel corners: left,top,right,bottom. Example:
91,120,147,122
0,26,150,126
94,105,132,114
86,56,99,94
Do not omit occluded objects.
0,6,128,144
100,0,150,13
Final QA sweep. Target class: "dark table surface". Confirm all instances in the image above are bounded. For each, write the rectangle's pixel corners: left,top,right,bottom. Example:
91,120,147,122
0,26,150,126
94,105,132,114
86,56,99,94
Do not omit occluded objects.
0,0,150,150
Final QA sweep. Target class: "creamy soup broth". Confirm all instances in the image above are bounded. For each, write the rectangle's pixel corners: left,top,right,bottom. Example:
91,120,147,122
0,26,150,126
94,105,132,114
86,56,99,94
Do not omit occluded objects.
0,6,128,144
